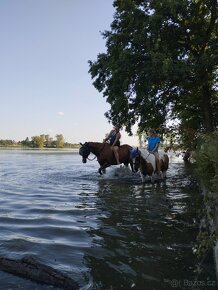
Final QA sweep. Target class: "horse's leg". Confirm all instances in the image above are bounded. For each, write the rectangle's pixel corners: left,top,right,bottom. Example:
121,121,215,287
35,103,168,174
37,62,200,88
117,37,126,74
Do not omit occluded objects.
140,172,146,183
98,162,110,175
151,173,155,183
151,172,157,182
129,159,134,172
124,160,133,171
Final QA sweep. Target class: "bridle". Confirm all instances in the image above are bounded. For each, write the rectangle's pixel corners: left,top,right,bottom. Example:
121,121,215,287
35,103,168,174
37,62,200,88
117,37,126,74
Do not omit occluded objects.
131,149,150,169
88,155,97,161
79,142,106,162
88,142,106,160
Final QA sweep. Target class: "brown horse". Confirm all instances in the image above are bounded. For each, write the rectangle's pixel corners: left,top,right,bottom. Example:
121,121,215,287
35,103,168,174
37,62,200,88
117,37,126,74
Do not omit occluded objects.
79,142,133,174
130,148,169,182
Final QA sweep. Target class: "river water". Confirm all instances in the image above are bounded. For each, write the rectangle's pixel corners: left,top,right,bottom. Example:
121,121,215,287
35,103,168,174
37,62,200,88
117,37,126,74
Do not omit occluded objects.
0,149,216,290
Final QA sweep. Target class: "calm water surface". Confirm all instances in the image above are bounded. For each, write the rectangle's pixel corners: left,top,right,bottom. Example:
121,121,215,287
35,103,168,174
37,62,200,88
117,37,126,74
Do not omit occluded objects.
0,149,216,290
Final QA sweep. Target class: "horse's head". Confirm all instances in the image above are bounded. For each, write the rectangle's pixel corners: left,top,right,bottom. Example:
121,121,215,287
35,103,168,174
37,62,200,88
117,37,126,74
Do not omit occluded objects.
129,147,141,172
79,142,91,163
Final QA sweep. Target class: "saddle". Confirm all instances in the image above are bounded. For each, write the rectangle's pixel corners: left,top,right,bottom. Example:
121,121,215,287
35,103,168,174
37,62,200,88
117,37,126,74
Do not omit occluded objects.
140,149,156,171
140,149,167,172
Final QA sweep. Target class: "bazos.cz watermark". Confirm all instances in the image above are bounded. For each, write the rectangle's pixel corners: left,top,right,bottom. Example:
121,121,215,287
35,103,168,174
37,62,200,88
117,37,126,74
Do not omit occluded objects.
164,278,217,288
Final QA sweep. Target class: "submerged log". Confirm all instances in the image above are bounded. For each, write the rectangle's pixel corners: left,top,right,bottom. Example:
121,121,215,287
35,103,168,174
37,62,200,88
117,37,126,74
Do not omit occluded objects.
0,256,78,290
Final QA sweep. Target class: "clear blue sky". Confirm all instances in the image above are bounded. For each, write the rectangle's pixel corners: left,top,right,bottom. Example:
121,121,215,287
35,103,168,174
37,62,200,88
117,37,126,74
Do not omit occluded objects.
0,0,138,145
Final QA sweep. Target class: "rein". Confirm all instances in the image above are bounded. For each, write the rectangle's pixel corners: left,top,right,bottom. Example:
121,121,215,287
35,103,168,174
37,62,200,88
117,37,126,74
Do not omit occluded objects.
133,151,150,167
87,143,106,161
139,152,150,166
144,152,150,160
87,156,97,161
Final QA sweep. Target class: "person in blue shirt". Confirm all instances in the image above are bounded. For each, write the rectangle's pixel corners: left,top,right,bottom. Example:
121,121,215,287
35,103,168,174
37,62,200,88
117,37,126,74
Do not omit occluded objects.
103,125,121,165
147,128,162,178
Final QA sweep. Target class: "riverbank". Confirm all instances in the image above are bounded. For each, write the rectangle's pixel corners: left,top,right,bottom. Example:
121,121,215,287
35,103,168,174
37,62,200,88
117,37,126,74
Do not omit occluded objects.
0,145,80,149
188,132,218,283
196,184,218,283
0,147,79,153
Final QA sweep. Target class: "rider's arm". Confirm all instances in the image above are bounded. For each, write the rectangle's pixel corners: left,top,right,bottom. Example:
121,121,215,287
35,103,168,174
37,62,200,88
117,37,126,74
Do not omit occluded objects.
151,142,159,153
103,130,113,142
151,137,160,153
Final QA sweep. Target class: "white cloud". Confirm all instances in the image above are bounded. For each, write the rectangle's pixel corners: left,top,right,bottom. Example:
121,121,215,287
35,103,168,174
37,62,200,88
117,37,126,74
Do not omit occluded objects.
58,111,64,116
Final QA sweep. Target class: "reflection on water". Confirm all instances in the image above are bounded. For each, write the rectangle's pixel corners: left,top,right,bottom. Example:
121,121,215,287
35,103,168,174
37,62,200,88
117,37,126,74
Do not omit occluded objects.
0,150,216,289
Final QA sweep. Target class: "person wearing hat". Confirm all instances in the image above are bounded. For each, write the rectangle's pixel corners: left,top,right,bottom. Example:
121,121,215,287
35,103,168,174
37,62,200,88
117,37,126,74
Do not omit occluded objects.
147,128,162,178
103,125,121,165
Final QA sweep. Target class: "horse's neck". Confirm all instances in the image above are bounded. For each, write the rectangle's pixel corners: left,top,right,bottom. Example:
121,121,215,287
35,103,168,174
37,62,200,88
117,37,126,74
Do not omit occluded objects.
88,142,103,156
139,149,149,159
140,155,147,166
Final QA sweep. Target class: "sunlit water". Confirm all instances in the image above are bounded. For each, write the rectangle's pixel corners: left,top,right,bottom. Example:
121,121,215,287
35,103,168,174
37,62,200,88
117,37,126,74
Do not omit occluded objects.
0,149,216,290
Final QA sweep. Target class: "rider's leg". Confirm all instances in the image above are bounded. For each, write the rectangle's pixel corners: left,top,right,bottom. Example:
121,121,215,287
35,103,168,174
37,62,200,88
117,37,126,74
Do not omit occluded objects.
153,152,161,175
112,146,120,165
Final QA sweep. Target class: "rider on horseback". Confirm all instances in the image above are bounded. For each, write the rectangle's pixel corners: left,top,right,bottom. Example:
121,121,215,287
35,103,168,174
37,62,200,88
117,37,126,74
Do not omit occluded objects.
103,125,121,165
147,128,162,178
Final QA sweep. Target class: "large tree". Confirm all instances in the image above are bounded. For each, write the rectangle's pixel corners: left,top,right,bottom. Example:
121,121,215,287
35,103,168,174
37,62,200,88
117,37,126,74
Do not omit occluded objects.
89,0,218,135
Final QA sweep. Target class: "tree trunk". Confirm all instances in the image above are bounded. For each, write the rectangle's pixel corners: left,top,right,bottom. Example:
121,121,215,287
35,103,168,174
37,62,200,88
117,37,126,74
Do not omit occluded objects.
202,85,214,132
0,256,78,290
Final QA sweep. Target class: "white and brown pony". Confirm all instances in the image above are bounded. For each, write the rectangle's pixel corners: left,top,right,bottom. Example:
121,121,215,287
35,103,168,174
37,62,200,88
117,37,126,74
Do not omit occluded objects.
79,142,134,174
130,148,169,182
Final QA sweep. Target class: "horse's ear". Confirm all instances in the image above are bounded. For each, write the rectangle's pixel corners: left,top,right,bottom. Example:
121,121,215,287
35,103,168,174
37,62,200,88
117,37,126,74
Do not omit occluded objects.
80,142,83,146
136,147,139,152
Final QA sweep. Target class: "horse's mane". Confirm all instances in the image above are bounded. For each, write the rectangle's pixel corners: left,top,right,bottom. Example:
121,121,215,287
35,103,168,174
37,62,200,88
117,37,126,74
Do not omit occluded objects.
87,142,103,145
87,142,131,148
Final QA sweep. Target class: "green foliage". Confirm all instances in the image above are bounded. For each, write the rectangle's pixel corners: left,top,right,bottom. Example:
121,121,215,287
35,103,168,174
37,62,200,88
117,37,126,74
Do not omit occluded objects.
194,132,218,193
0,139,15,146
31,136,44,148
192,193,218,273
56,134,64,148
0,135,79,148
193,229,218,273
194,230,217,260
21,134,65,148
21,137,31,147
179,127,199,149
89,0,218,136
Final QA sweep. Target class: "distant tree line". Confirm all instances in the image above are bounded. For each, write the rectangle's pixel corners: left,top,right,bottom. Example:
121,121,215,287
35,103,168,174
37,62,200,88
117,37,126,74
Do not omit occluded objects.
0,140,16,146
0,134,79,148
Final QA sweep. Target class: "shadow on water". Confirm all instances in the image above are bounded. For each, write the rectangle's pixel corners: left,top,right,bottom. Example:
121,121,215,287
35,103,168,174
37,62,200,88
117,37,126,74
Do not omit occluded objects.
83,162,217,290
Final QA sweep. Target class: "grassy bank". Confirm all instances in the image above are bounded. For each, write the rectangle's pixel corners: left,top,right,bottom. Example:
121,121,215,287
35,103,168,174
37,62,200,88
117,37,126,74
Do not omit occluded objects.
192,132,218,275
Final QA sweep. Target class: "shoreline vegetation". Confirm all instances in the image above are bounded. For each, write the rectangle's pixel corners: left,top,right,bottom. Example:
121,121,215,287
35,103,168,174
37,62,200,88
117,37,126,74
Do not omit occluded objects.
187,132,218,278
0,134,80,149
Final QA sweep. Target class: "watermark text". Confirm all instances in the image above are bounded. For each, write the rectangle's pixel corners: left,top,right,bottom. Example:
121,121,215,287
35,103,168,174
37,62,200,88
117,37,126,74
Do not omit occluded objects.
164,278,217,288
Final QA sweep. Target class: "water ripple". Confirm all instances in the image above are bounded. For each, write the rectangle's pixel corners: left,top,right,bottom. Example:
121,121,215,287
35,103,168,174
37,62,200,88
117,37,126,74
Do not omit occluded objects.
0,150,216,289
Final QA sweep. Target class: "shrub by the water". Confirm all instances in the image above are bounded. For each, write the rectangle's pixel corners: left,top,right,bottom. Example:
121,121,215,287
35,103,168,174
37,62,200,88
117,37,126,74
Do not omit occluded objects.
194,132,218,194
192,132,218,271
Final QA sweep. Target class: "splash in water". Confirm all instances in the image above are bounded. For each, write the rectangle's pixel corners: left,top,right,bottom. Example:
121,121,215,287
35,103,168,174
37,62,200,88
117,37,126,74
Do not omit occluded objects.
101,165,135,180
